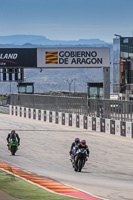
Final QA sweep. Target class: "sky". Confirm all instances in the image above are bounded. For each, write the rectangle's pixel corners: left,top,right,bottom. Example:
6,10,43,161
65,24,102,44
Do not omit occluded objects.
0,0,133,43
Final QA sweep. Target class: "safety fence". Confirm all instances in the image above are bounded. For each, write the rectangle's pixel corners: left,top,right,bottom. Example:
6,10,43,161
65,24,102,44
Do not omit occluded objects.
10,94,88,115
10,94,133,122
88,99,133,122
9,105,133,139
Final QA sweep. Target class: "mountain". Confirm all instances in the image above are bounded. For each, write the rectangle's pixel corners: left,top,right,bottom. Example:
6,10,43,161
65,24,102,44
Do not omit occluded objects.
0,34,110,46
0,35,113,94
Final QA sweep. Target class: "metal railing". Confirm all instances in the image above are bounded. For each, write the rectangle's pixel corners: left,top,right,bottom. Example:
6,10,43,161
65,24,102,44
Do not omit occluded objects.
10,94,88,115
88,99,133,122
9,94,133,122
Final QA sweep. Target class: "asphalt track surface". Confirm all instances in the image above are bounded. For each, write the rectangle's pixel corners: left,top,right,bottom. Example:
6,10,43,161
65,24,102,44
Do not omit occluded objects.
0,114,133,200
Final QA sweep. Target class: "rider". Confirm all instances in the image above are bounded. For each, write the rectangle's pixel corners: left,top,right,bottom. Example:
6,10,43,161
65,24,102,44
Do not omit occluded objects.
69,137,80,156
75,139,90,157
7,130,20,148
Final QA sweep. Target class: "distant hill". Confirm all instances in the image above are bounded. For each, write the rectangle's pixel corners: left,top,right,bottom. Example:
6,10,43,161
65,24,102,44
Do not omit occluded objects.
0,34,111,46
0,35,113,94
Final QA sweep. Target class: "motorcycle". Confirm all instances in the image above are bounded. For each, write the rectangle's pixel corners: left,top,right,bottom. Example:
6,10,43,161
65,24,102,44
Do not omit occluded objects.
70,146,76,168
8,138,18,155
74,148,87,172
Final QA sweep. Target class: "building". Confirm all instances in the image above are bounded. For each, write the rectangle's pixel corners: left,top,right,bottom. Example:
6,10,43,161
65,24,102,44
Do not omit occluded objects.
113,35,133,100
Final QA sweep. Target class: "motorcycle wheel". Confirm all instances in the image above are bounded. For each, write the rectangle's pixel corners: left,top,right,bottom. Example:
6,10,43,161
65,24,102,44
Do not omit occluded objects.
11,146,16,156
74,167,78,172
78,159,83,172
74,161,78,172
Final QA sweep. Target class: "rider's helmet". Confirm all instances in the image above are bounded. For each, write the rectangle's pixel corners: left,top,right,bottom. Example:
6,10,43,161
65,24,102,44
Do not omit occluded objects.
81,139,86,146
75,137,80,144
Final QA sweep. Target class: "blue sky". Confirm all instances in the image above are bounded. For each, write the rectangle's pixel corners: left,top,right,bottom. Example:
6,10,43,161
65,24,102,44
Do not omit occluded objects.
0,0,133,42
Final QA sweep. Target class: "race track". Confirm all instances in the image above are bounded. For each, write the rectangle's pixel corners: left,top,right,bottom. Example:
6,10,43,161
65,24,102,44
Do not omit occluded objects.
0,114,133,200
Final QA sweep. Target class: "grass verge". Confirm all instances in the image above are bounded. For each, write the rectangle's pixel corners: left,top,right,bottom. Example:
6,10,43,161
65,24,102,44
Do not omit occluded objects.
0,169,81,200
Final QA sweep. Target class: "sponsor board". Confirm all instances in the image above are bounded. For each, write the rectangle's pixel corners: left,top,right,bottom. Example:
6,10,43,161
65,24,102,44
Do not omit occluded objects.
126,122,132,138
92,117,96,131
72,114,76,127
65,113,69,126
101,118,105,132
96,117,101,132
88,116,92,131
115,120,121,136
105,119,110,134
37,48,110,68
52,111,56,123
80,115,84,129
58,112,62,125
0,48,37,67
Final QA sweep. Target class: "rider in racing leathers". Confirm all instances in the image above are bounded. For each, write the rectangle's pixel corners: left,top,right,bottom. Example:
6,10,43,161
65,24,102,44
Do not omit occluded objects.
74,139,90,166
69,138,80,162
75,139,90,155
7,130,20,149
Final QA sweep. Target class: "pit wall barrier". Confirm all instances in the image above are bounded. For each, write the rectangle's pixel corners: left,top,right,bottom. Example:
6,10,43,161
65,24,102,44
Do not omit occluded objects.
10,105,133,139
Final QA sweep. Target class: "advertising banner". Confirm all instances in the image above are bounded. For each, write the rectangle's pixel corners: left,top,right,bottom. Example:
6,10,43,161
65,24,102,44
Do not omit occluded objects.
84,116,87,129
37,48,110,68
46,110,49,122
20,107,22,117
22,107,24,118
92,117,96,131
115,120,120,136
11,106,14,115
101,118,105,132
13,106,16,116
56,112,58,124
17,106,20,117
52,111,56,123
33,109,36,119
80,115,84,129
0,48,37,67
110,120,115,134
96,117,101,132
58,112,62,125
44,111,46,121
62,113,65,125
15,106,18,116
28,108,31,119
35,109,39,120
69,114,72,126
49,111,52,122
26,108,29,119
38,109,41,120
88,116,92,131
121,121,126,136
41,110,44,121
9,105,12,115
105,119,110,134
24,108,27,117
72,114,76,127
65,113,69,126
126,122,132,138
76,115,80,128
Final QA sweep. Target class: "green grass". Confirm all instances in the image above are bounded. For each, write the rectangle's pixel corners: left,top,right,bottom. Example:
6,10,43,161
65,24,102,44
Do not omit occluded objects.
0,169,81,200
0,96,7,101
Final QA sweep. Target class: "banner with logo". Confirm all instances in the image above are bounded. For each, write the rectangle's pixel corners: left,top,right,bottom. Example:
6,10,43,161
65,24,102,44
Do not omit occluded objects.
0,48,37,67
37,48,110,68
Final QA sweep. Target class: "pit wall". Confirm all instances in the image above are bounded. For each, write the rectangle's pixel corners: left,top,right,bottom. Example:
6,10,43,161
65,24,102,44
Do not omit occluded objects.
9,105,133,139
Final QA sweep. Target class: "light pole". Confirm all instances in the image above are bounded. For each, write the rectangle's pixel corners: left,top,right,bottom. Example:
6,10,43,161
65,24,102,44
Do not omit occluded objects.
65,79,73,92
73,78,76,93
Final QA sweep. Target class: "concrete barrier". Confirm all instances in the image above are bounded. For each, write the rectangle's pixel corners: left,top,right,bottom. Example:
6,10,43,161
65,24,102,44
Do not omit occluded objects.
9,105,133,139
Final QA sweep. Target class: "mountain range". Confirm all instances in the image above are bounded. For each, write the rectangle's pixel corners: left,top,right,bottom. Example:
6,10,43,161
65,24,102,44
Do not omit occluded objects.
0,34,111,46
0,35,113,94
